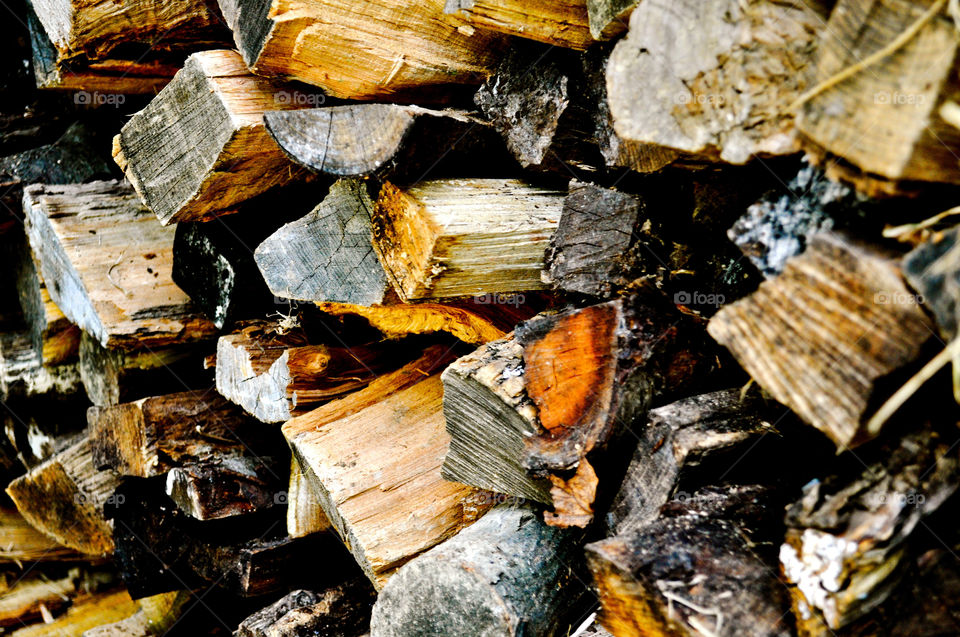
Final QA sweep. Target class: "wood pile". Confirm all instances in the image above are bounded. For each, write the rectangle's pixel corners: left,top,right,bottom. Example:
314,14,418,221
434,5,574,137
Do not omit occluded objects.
3,0,960,635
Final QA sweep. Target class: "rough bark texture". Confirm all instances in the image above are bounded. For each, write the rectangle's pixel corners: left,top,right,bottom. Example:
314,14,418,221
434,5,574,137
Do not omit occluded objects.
235,580,376,637
370,505,591,637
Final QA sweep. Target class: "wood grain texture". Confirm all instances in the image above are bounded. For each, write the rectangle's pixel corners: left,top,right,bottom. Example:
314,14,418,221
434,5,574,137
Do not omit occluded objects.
217,0,508,100
444,0,592,50
586,0,637,39
165,456,286,521
236,581,375,637
0,330,82,401
607,0,825,164
255,180,392,306
6,438,120,556
370,505,591,637
22,180,216,350
114,50,315,225
287,455,332,538
373,179,563,301
797,0,960,184
0,507,84,562
708,232,934,448
11,589,139,637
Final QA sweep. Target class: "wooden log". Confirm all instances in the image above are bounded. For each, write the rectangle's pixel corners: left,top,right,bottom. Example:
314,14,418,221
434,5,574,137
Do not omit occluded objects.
444,0,592,50
605,388,777,536
370,504,591,637
796,0,960,186
3,408,86,471
780,426,960,632
0,330,82,401
215,320,404,423
113,50,317,225
282,347,482,588
708,232,935,448
236,580,376,637
903,224,960,339
255,180,393,306
22,180,216,350
165,456,286,521
6,438,120,556
82,591,190,637
0,569,78,628
286,456,332,538
606,0,826,165
216,0,507,100
10,588,139,637
264,106,504,183
26,0,230,92
585,0,636,40
0,508,83,562
373,179,563,301
516,294,712,526
586,484,790,637
79,332,212,407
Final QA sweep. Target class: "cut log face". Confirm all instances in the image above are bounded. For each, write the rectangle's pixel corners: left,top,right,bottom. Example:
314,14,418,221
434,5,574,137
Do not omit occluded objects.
287,455,332,538
373,179,564,301
114,50,316,225
6,438,120,556
708,232,935,448
587,485,791,637
606,0,825,164
215,320,403,423
283,349,483,589
236,581,376,637
797,0,960,185
903,225,960,339
780,427,960,632
216,0,507,100
255,180,393,306
370,505,591,637
22,180,216,350
441,334,552,505
444,0,593,50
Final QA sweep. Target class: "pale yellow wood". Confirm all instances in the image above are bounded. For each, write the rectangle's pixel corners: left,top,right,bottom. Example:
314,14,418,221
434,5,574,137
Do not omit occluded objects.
0,508,83,562
445,0,593,50
11,589,138,637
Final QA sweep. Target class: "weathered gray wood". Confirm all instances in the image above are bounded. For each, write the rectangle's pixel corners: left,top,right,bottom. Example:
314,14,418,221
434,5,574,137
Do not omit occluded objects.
0,330,82,401
370,505,590,637
235,580,376,637
254,180,392,305
903,224,960,339
586,0,636,39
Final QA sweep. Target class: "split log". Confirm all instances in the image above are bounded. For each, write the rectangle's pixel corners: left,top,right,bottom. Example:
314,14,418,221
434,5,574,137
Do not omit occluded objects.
516,294,712,526
79,332,212,407
708,232,935,448
0,330,82,401
215,320,403,423
283,346,481,588
255,180,393,306
780,427,960,632
22,180,216,350
236,580,376,637
370,505,591,637
10,588,139,637
165,456,286,521
903,224,960,339
373,179,563,301
605,388,777,536
216,0,506,100
2,407,86,471
264,106,504,183
0,508,83,562
586,0,636,40
606,0,826,164
83,591,190,637
796,0,960,187
475,45,599,172
113,50,317,225
587,484,790,637
0,570,78,628
27,0,229,92
6,438,120,555
444,0,592,50
286,456,332,538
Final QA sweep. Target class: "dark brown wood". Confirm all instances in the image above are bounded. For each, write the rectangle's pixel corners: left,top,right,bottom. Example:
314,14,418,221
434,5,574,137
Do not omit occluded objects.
903,224,960,339
235,580,376,637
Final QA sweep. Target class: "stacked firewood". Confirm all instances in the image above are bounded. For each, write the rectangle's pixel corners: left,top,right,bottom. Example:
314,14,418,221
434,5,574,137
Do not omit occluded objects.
3,0,960,635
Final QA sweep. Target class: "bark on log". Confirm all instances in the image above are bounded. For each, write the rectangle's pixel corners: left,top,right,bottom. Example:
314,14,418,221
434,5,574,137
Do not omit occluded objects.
22,180,216,350
606,0,826,164
373,179,563,301
708,232,935,448
235,580,376,637
113,50,317,225
796,0,960,186
443,0,592,50
216,0,507,100
370,505,591,637
6,438,120,556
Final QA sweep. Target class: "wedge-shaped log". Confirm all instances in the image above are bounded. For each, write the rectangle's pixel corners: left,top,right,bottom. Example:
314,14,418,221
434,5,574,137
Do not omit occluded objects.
371,505,591,637
216,320,402,423
797,0,960,186
606,0,825,164
286,456,332,538
444,0,592,50
236,581,376,637
0,507,83,562
708,232,934,448
587,485,791,637
6,438,120,555
780,427,960,632
283,346,479,588
374,179,563,301
217,0,506,100
114,50,316,225
22,180,216,349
